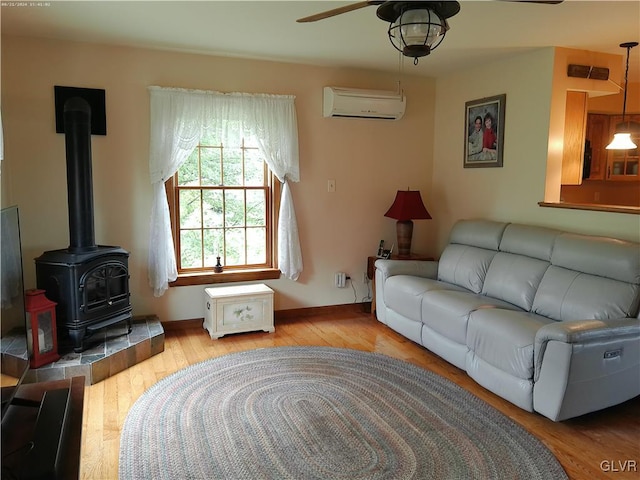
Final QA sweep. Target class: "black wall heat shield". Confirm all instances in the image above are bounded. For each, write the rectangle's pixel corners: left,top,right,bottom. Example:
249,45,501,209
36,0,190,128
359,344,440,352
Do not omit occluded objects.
54,86,107,135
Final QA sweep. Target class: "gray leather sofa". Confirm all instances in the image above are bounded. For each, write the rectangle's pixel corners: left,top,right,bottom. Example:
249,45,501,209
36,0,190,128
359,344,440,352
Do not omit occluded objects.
375,219,640,421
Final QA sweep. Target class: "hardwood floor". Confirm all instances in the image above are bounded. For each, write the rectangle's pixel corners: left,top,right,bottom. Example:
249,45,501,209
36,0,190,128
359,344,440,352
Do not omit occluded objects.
80,306,640,479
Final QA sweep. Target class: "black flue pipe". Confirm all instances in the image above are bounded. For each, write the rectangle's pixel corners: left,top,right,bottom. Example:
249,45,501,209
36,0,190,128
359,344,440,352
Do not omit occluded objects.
63,97,96,252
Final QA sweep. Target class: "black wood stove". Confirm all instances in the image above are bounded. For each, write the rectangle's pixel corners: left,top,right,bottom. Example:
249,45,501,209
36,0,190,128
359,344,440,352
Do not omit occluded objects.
36,97,132,353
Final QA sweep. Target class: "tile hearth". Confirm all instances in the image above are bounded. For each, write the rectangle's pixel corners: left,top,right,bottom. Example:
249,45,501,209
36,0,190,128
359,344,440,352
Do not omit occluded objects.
24,315,164,386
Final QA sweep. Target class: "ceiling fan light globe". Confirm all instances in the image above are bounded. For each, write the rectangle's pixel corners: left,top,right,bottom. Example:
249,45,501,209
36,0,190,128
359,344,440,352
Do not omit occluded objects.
400,9,429,39
388,7,448,58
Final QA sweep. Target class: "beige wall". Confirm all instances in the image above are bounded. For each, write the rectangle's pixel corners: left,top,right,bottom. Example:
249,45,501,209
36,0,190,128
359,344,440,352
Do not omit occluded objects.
588,81,639,114
3,36,639,322
432,47,639,253
1,35,436,321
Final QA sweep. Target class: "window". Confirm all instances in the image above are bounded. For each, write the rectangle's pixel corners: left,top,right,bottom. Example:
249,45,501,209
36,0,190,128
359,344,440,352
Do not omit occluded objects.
148,87,300,296
167,132,280,286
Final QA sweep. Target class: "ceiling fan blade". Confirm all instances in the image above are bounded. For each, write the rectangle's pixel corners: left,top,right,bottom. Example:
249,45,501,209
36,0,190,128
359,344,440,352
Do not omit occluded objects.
297,1,383,23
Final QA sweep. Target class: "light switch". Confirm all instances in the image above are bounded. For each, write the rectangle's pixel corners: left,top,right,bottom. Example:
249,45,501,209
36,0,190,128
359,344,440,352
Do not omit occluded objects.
327,179,336,192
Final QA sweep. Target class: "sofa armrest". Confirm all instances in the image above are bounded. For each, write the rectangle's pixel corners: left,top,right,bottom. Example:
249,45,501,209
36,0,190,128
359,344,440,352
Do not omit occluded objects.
374,259,438,283
535,318,640,352
533,318,640,420
535,319,640,376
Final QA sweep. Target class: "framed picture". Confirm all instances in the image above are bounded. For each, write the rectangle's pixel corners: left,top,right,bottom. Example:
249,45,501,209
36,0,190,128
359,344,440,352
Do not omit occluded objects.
464,94,506,168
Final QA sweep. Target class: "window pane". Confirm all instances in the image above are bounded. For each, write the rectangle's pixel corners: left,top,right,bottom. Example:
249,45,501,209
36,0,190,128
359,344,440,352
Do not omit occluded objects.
203,228,224,267
225,228,245,265
171,132,273,273
178,148,200,186
36,311,54,353
225,124,242,146
201,130,221,146
246,189,266,227
180,229,202,268
86,274,107,308
179,189,202,229
223,148,243,186
203,190,223,228
108,266,127,298
201,147,221,186
245,149,264,186
224,190,245,227
247,227,266,264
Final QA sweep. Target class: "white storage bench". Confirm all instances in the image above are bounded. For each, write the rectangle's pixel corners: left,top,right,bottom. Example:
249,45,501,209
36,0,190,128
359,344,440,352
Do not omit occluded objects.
203,284,275,339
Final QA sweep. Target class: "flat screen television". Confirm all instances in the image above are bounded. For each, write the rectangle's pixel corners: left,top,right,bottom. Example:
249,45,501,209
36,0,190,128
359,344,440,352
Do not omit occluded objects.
1,205,30,419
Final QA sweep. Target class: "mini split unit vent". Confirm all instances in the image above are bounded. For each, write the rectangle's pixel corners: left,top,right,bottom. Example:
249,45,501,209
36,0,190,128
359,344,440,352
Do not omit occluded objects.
323,86,406,120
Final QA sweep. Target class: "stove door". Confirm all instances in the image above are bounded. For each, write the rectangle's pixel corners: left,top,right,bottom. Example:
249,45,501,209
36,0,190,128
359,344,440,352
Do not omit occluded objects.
81,261,129,312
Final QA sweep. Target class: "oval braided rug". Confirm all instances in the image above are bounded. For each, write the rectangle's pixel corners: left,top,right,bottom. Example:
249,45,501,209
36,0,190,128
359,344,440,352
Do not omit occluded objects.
119,346,567,480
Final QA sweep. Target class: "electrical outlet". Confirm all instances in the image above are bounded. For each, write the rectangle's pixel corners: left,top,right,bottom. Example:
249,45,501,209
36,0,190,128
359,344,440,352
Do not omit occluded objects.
362,272,368,283
335,272,346,288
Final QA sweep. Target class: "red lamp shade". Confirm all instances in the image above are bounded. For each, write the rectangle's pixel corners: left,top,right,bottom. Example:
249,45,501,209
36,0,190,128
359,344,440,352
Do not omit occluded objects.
384,190,432,221
25,289,60,368
384,190,432,257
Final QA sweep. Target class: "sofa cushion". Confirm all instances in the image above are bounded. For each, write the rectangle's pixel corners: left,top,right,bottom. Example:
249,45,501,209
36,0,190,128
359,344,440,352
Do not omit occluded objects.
436,220,508,294
438,245,496,294
420,290,521,345
466,354,534,412
384,276,464,322
448,219,508,250
467,308,554,379
482,253,549,311
532,266,639,321
499,223,559,260
552,233,640,285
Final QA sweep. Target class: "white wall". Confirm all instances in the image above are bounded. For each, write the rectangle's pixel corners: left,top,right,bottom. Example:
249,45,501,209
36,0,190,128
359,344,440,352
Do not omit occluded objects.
432,47,639,252
1,35,436,321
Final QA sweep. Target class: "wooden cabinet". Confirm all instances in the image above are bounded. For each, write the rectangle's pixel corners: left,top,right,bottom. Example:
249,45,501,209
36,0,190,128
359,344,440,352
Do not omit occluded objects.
561,91,588,185
584,113,640,182
584,113,610,180
606,114,640,181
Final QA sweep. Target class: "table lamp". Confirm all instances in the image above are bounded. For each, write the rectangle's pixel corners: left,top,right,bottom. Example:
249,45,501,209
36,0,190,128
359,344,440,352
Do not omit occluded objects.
384,190,431,257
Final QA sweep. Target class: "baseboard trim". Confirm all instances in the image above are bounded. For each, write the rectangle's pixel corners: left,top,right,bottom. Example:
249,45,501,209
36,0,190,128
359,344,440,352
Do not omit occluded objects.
161,318,203,330
275,303,370,320
160,303,372,330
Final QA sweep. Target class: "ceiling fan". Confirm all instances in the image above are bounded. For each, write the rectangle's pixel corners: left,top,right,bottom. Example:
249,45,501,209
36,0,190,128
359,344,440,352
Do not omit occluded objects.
297,1,563,64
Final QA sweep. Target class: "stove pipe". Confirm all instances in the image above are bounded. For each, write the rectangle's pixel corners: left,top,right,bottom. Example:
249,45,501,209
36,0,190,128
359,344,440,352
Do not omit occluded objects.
64,97,96,252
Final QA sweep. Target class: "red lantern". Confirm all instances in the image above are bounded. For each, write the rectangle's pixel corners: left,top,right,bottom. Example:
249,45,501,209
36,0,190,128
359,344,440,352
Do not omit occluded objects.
25,289,60,368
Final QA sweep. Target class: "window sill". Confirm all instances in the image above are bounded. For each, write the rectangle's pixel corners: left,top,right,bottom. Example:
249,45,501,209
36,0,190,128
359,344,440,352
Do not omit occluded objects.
538,202,640,215
170,268,281,287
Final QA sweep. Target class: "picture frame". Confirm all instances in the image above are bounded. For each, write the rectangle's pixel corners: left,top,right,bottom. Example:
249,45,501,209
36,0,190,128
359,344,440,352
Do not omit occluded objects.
464,94,506,168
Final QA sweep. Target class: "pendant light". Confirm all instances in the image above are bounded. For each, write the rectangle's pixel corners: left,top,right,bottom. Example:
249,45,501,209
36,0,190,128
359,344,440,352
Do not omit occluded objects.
606,41,638,150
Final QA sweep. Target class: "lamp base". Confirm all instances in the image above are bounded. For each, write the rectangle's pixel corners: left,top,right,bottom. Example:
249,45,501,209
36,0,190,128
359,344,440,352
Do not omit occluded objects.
396,220,414,257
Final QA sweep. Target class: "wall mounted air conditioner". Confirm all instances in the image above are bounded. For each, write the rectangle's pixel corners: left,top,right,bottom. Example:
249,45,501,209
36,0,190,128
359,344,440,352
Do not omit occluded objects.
323,86,406,120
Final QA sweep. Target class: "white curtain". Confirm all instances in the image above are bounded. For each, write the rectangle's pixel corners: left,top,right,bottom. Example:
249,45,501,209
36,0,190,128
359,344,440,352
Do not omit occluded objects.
148,86,302,297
